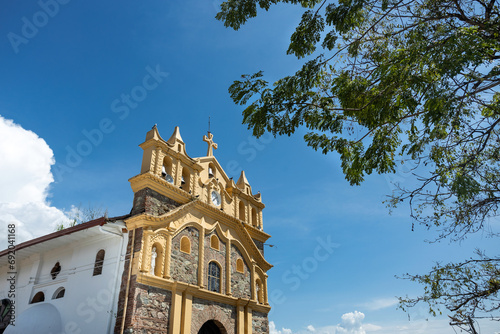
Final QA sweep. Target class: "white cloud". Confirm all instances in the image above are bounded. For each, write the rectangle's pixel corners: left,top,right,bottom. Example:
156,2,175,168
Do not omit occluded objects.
270,321,293,334
0,116,70,250
359,298,399,311
336,311,366,334
273,311,371,334
273,310,500,334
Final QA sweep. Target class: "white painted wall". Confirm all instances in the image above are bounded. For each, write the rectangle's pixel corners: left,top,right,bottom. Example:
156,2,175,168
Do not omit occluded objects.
0,222,128,334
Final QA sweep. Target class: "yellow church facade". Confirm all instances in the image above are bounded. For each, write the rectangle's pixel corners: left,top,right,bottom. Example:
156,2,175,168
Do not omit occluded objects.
115,126,272,334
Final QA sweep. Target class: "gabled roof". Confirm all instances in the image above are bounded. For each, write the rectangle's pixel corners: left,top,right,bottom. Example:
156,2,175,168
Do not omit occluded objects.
0,215,128,264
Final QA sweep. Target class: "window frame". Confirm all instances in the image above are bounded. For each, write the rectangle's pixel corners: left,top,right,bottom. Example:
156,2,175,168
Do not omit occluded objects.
210,234,220,251
93,249,105,276
236,258,244,273
30,291,45,304
207,261,221,293
180,236,191,254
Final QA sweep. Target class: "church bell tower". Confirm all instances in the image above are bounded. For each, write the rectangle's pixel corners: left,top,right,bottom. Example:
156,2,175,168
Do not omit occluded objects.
115,125,272,334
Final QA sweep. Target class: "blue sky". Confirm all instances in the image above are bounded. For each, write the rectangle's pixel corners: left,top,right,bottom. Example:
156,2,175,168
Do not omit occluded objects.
1,1,498,333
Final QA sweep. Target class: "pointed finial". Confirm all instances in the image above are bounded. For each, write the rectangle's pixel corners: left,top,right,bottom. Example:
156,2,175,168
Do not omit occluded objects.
152,124,157,129
167,126,184,145
203,131,218,156
237,170,250,187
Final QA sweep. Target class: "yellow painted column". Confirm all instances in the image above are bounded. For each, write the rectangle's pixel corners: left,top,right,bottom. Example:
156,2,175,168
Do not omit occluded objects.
180,292,192,334
237,304,245,334
141,230,151,273
250,265,256,301
198,228,205,287
170,284,183,334
226,239,232,296
193,172,200,197
259,211,263,229
263,275,269,305
175,159,182,186
245,203,249,223
154,146,163,176
164,233,172,279
245,306,253,334
189,173,194,194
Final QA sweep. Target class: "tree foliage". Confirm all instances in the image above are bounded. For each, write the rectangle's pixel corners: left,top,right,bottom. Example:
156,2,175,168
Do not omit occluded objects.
55,204,108,231
217,0,500,331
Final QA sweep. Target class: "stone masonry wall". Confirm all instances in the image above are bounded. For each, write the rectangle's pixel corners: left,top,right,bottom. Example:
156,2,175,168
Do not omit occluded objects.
170,226,199,285
252,311,269,334
114,227,173,334
114,227,143,333
128,283,171,334
191,297,236,334
230,245,251,299
131,187,181,216
204,231,226,293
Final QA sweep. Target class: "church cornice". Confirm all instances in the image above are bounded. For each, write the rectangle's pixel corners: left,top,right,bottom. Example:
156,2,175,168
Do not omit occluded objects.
243,223,271,242
125,199,272,272
137,273,271,313
129,172,192,204
227,186,265,209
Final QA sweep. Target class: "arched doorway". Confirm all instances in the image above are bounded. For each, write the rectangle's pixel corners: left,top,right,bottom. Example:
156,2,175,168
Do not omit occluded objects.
198,320,226,334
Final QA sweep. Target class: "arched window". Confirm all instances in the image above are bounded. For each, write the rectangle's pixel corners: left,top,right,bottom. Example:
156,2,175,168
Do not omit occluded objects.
207,262,221,293
181,167,191,192
93,249,105,276
30,292,45,304
239,201,246,222
256,279,264,304
208,163,216,178
236,258,244,273
251,207,257,227
162,156,173,183
210,234,220,250
52,287,65,299
180,236,191,254
51,262,61,280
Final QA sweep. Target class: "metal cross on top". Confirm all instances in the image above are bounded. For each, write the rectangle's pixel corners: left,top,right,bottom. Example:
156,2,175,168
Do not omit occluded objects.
203,132,218,156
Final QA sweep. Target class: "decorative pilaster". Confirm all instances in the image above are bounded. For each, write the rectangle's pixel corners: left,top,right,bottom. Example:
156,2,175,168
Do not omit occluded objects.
263,275,269,305
154,146,163,176
237,304,245,334
236,199,240,221
181,292,193,334
226,239,232,296
221,191,225,211
245,203,249,223
245,305,253,334
193,171,200,197
175,160,182,186
251,265,256,301
169,283,183,334
198,227,205,287
163,233,172,279
141,229,152,273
